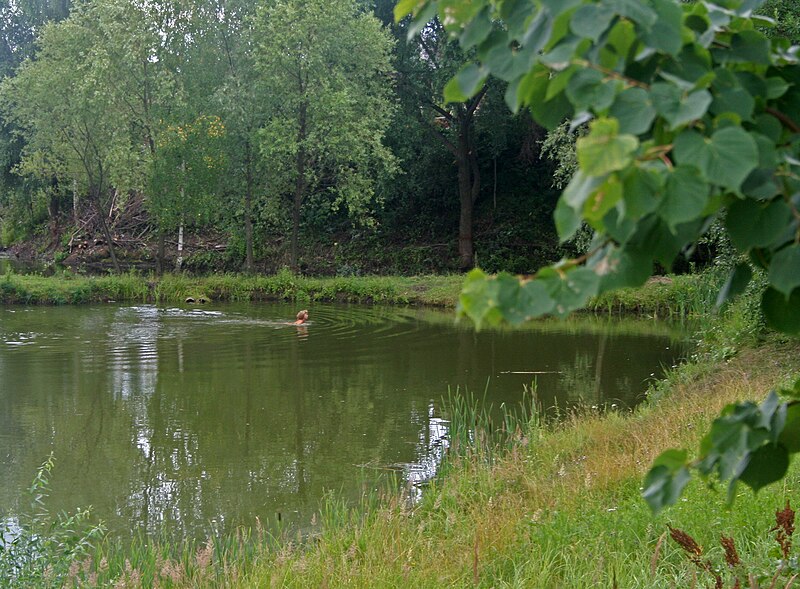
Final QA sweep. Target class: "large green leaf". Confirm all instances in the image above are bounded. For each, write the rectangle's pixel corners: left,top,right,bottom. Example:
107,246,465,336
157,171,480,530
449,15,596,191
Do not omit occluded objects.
566,68,618,111
739,443,790,492
642,449,691,514
650,84,712,129
762,287,800,335
606,0,657,27
778,403,800,452
444,63,488,102
609,87,656,135
583,174,623,226
595,246,653,291
460,7,493,49
768,244,800,298
539,266,600,317
672,127,758,192
726,198,793,251
621,165,663,219
514,278,558,321
640,0,683,56
713,30,772,66
576,118,639,177
570,4,615,41
715,263,752,307
659,165,709,228
457,268,503,329
518,65,574,129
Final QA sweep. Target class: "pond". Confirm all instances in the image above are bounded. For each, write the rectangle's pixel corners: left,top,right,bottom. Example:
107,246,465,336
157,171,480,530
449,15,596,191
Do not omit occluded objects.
0,302,687,541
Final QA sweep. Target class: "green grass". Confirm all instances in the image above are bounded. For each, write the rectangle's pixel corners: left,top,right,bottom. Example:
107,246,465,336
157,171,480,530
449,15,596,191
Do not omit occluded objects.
0,269,465,307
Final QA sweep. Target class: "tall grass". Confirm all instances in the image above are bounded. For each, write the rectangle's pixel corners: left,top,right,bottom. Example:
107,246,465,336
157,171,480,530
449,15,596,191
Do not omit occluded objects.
0,269,465,307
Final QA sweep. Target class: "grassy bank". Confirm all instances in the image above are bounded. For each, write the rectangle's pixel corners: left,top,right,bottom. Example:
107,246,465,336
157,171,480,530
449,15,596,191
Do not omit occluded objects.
1,267,718,312
0,269,464,307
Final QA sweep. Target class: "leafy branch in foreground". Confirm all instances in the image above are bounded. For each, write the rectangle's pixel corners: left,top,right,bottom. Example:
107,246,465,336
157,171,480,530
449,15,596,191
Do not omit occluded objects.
395,0,800,512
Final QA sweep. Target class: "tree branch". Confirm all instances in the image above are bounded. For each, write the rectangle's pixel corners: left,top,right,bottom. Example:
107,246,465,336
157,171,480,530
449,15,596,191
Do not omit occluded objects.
766,107,800,134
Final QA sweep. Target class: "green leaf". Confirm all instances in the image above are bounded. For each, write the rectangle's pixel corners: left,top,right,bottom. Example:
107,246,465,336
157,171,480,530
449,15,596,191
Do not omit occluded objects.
541,0,581,16
555,197,584,241
406,2,437,39
768,245,800,298
713,30,772,66
570,4,615,41
576,118,639,177
621,165,663,220
710,86,755,121
460,7,493,49
444,63,487,102
606,0,657,27
609,87,656,135
650,84,712,129
583,174,623,227
778,403,800,452
521,8,554,54
457,268,501,329
515,278,558,320
394,0,421,21
715,263,752,308
539,266,601,317
566,68,618,111
739,444,789,492
519,65,574,129
672,127,758,192
628,215,703,266
640,0,683,56
726,198,793,251
458,271,557,327
642,449,690,514
766,77,790,99
762,287,800,335
595,246,653,291
659,165,709,229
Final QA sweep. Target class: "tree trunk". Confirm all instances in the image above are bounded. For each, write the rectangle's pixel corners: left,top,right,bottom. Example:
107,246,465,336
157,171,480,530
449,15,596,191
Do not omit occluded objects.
457,118,480,271
73,179,79,225
93,191,121,274
244,142,254,274
176,223,184,271
156,229,165,276
291,101,308,272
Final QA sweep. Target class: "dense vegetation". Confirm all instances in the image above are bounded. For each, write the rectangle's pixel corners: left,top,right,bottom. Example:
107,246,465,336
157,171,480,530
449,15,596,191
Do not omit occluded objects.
0,0,570,276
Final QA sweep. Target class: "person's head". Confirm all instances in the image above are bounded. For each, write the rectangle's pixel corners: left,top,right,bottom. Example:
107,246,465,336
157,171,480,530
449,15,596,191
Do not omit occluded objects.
296,310,308,321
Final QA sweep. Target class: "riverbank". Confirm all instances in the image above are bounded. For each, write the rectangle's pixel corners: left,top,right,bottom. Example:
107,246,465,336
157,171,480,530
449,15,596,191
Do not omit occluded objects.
1,268,712,314
0,269,464,307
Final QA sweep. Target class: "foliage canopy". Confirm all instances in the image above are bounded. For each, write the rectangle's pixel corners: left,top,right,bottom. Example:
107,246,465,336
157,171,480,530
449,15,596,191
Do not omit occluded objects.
396,0,800,512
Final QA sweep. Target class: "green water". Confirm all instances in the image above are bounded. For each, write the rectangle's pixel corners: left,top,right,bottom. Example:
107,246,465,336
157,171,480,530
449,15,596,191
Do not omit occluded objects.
0,302,686,540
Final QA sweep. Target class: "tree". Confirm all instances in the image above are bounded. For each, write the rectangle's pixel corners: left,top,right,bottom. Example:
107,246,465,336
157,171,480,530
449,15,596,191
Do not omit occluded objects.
395,0,800,511
1,6,146,272
204,0,265,273
253,0,397,271
397,18,489,270
0,0,72,242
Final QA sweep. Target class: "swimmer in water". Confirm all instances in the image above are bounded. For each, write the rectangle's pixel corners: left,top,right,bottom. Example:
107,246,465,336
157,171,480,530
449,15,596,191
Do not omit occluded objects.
293,309,309,325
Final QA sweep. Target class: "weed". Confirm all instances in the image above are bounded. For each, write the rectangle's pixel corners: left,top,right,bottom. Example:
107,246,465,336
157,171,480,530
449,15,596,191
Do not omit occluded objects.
0,454,105,589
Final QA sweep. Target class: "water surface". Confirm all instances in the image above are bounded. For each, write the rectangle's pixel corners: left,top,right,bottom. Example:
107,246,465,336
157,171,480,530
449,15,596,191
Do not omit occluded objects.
0,302,686,539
